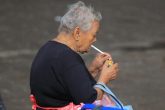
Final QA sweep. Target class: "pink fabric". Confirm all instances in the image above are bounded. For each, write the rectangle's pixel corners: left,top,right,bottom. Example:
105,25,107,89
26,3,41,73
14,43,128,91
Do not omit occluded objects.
93,94,116,107
30,94,115,110
30,95,83,110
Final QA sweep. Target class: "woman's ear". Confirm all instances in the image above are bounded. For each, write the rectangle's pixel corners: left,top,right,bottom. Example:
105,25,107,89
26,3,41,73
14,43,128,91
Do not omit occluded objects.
73,27,80,41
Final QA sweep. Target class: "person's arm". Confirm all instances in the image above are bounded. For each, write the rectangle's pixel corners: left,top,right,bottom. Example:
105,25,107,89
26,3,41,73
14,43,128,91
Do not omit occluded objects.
95,87,104,100
94,61,119,100
62,64,98,104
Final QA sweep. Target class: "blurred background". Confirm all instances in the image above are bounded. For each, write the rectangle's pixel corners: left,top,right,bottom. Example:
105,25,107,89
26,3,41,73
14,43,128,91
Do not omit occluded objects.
0,0,165,110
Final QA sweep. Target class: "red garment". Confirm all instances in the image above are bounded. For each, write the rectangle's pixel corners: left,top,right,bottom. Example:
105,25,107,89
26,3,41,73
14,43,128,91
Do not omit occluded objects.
30,95,83,110
30,94,115,110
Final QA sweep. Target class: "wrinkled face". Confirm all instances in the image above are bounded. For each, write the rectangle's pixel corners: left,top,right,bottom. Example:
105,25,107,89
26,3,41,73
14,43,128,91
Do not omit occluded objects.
75,20,100,53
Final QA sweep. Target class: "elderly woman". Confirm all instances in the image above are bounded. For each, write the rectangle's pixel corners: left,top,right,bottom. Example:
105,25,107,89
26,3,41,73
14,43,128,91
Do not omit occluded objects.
30,1,119,109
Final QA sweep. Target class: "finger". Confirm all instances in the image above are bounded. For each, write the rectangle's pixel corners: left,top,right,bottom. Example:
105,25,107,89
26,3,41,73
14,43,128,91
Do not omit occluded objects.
113,63,118,68
99,52,111,58
99,66,103,71
102,56,112,62
103,61,109,68
96,53,102,57
113,74,118,79
102,52,111,57
115,67,119,73
114,65,119,74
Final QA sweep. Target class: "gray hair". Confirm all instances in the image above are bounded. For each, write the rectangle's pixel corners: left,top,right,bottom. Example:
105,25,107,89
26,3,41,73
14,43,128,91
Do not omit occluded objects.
55,1,102,33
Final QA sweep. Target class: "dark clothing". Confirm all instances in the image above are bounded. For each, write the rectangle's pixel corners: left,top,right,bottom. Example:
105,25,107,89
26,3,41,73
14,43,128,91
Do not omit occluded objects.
30,41,97,107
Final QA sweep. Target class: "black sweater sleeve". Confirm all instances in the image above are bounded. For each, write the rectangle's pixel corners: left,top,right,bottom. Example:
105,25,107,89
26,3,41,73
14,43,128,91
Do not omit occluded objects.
62,64,97,104
54,49,97,104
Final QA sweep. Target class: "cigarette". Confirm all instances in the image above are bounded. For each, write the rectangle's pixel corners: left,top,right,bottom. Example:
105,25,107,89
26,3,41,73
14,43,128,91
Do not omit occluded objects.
91,45,114,67
91,45,104,54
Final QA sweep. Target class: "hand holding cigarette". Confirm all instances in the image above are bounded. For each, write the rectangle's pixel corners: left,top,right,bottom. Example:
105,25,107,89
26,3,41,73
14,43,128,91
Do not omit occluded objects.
91,45,119,84
91,45,114,67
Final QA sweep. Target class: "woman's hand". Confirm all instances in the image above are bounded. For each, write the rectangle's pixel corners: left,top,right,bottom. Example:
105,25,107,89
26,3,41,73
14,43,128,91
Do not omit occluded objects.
98,62,119,84
88,53,112,77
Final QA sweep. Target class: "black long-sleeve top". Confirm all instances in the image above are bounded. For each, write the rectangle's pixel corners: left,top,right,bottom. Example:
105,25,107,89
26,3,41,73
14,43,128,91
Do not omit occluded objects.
30,40,97,107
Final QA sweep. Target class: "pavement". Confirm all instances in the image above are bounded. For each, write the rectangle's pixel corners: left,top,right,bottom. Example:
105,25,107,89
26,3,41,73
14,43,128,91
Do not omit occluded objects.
0,0,165,110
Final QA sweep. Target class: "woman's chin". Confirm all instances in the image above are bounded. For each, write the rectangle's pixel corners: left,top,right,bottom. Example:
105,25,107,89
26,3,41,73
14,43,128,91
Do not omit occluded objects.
80,50,89,54
80,51,87,54
79,47,91,54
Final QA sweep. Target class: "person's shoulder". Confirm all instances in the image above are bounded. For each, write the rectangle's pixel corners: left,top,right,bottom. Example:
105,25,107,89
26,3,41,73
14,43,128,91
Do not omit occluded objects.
41,40,72,56
60,46,80,61
39,40,83,64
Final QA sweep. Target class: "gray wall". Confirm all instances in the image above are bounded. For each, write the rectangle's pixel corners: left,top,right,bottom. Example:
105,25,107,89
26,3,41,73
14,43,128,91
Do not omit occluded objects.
0,0,165,110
